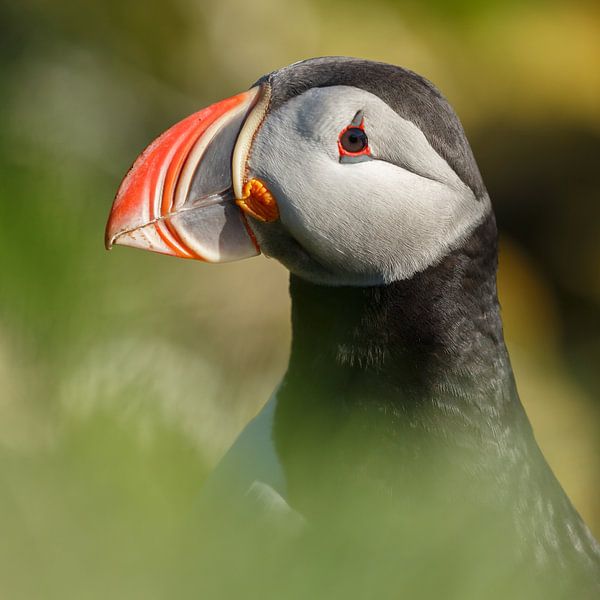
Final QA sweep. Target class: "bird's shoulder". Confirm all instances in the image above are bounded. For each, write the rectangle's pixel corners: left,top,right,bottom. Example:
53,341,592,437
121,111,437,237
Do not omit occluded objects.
199,391,293,520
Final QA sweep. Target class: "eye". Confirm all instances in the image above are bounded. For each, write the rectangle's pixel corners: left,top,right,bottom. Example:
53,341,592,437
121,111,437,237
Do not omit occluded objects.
340,127,368,154
338,112,371,163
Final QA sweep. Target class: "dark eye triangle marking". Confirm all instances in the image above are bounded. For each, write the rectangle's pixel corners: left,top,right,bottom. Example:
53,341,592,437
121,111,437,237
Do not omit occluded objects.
351,110,364,127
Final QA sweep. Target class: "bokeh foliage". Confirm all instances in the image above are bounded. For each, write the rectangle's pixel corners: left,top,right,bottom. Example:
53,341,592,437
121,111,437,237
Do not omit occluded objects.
0,0,599,597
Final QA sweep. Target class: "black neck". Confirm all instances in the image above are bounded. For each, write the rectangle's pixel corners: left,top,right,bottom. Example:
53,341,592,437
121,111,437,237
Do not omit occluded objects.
283,213,519,425
274,214,532,494
273,213,600,582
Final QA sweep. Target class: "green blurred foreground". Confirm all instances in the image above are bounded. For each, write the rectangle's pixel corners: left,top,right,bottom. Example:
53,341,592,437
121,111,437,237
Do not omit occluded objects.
1,0,599,598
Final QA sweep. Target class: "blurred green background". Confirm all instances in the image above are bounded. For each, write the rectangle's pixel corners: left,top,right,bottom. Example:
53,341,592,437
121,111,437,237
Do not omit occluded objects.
0,0,599,598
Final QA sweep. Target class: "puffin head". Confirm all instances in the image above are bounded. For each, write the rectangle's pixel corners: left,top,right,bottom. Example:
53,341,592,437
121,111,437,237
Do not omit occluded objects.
106,57,491,286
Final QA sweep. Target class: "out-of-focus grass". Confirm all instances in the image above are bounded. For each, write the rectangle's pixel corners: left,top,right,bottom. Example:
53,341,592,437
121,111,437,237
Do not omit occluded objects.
0,1,599,598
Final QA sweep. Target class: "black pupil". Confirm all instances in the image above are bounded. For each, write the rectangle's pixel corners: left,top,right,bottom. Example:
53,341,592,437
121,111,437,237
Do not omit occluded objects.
341,127,368,153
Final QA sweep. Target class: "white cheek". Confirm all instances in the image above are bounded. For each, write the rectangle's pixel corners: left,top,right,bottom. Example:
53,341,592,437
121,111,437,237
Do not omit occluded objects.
248,87,490,285
282,159,460,262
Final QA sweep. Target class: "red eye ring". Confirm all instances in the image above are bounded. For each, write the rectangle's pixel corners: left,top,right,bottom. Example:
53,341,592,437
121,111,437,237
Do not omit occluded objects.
338,116,371,157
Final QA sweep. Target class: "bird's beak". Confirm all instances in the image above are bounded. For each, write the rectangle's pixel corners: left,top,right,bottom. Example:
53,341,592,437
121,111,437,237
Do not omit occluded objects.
105,84,271,262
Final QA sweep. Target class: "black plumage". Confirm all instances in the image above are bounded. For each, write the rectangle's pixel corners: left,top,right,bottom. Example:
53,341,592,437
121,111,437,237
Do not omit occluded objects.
107,55,600,598
273,212,600,595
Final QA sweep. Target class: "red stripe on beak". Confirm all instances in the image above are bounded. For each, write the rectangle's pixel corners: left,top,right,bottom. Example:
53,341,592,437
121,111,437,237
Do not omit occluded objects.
105,89,258,259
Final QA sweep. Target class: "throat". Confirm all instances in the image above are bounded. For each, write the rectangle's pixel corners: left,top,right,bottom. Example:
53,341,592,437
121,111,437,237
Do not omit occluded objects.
274,215,529,510
284,214,513,417
271,219,600,584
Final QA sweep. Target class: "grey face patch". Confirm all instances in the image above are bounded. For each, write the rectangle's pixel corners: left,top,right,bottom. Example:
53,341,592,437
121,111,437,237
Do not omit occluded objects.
255,57,487,201
247,85,490,286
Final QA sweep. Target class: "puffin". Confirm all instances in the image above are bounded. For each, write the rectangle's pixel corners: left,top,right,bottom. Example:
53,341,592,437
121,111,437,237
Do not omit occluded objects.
105,57,600,596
